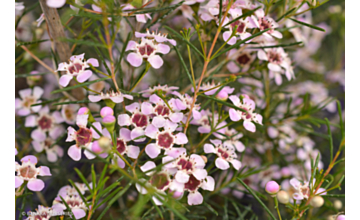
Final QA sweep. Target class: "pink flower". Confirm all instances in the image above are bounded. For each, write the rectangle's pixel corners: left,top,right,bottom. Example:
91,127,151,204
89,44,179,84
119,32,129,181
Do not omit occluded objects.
57,53,99,87
66,114,103,161
228,95,263,132
15,87,43,116
226,49,255,73
15,155,51,191
257,47,295,84
204,139,242,170
144,121,188,158
249,9,283,39
184,174,215,205
61,103,80,124
32,137,64,162
190,109,227,133
126,38,170,69
214,128,246,152
52,194,87,219
25,106,65,142
222,17,253,45
290,178,326,200
88,91,133,103
265,181,280,195
25,205,52,220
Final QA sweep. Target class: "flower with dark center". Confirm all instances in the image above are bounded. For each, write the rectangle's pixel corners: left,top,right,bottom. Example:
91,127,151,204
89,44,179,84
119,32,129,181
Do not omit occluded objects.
16,87,43,116
132,113,149,128
15,155,51,192
75,127,93,147
57,53,99,87
88,91,133,104
157,132,174,149
204,139,242,170
150,173,171,191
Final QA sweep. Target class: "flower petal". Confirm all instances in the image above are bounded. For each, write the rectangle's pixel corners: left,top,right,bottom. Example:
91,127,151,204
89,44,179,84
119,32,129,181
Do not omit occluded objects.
27,179,45,191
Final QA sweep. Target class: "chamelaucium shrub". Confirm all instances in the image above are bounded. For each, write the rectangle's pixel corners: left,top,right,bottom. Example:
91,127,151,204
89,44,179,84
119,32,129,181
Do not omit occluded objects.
15,0,345,219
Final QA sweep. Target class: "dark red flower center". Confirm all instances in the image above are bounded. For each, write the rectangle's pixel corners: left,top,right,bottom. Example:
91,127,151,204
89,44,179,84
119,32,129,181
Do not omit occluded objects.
22,96,36,108
157,132,174,149
67,197,81,207
76,127,93,146
259,18,273,31
177,158,193,171
268,50,282,64
116,139,126,154
132,113,148,127
231,20,246,33
38,115,53,130
236,54,251,65
138,44,155,56
184,175,201,191
68,63,83,74
19,165,37,179
218,148,229,159
150,173,170,190
154,105,170,116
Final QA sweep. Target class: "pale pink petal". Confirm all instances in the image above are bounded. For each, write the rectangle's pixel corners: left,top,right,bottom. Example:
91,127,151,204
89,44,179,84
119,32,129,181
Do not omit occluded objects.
230,159,242,170
125,41,137,51
118,114,131,126
169,112,183,123
157,44,170,54
175,170,190,183
15,176,24,188
116,157,125,168
140,161,156,175
193,169,207,180
46,0,66,8
84,145,96,160
76,114,88,127
290,178,301,188
198,126,211,133
136,14,146,23
202,176,215,191
27,179,45,191
109,96,124,103
175,133,188,145
88,95,102,102
234,141,245,152
25,115,37,127
169,180,184,192
229,95,240,105
39,166,51,176
127,145,140,159
19,88,32,99
141,102,153,115
52,111,65,123
229,108,241,121
293,193,304,200
271,31,283,39
226,61,240,73
125,102,140,113
204,144,216,154
59,75,73,87
33,87,44,99
145,143,161,159
145,124,158,139
190,154,205,168
127,52,143,67
32,141,44,152
68,145,82,161
31,129,46,142
268,63,282,72
215,158,230,170
223,31,237,45
72,208,86,219
119,128,132,141
152,116,166,128
188,191,203,205
166,147,187,158
66,127,76,142
49,125,64,140
87,58,99,67
76,70,92,83
148,55,164,69
131,127,145,142
257,50,268,61
243,121,256,132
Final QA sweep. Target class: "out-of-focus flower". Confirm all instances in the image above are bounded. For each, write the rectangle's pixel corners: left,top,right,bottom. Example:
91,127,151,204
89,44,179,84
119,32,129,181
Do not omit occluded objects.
140,84,179,97
15,2,25,17
46,0,66,8
122,4,151,23
15,155,51,191
249,8,282,39
88,91,133,103
25,205,52,220
16,87,43,116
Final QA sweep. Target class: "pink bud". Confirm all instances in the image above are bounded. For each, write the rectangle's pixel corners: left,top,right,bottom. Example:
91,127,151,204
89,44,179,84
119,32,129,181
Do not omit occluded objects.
216,90,229,100
102,115,116,124
337,215,345,220
100,107,114,118
78,107,89,115
265,181,280,195
92,141,102,153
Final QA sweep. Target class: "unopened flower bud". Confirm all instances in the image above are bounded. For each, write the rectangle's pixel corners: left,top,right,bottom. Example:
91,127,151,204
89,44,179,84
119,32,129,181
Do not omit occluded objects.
334,200,342,209
102,115,116,133
98,136,111,152
215,90,228,100
265,181,280,196
336,215,345,220
277,190,290,204
310,196,324,207
100,107,114,118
